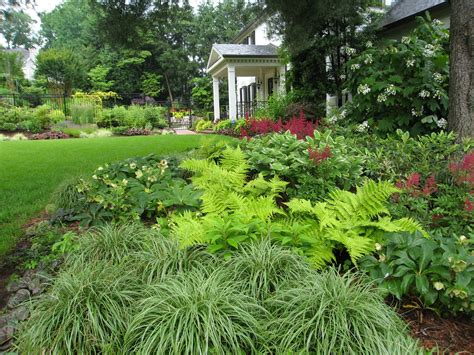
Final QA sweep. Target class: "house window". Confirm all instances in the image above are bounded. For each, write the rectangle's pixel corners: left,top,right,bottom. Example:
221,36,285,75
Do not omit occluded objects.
250,31,256,45
267,78,274,97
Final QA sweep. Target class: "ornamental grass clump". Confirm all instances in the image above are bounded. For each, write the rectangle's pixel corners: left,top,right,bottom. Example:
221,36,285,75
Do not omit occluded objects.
266,269,420,354
16,259,138,354
73,223,156,264
227,239,312,301
124,268,267,354
131,236,217,284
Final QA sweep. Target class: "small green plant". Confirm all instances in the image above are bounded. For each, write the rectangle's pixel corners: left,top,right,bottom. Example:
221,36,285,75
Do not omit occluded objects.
70,155,200,225
360,232,474,316
195,119,213,132
17,260,139,354
244,130,363,201
213,118,232,132
124,267,266,354
266,269,420,353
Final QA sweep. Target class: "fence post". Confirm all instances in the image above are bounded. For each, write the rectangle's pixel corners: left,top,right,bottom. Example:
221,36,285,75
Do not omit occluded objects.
167,102,172,128
63,93,68,116
12,94,16,107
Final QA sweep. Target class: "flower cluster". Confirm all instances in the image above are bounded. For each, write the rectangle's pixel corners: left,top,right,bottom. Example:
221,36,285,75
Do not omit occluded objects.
396,172,438,197
433,72,444,83
405,58,415,68
241,111,319,140
436,117,447,129
385,84,397,96
308,145,332,164
449,151,474,187
357,84,371,95
356,121,369,132
350,63,361,71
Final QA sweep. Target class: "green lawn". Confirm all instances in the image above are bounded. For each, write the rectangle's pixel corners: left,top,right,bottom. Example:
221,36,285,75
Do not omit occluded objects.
0,134,228,256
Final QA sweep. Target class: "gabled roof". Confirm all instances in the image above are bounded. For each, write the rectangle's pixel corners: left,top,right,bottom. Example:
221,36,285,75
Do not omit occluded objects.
380,0,449,28
206,44,279,75
232,9,271,44
212,44,278,57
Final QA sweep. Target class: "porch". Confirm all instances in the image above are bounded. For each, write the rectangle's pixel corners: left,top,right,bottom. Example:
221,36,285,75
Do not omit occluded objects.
206,44,286,122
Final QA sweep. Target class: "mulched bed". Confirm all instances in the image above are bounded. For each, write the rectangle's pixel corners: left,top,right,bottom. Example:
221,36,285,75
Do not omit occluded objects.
399,306,474,354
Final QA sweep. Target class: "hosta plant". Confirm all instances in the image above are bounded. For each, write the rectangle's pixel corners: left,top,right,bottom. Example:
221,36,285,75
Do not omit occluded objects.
69,154,200,225
360,231,474,316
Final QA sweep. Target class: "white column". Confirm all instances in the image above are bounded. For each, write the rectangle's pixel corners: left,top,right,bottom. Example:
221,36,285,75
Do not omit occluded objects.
212,76,220,122
227,65,237,123
279,66,286,95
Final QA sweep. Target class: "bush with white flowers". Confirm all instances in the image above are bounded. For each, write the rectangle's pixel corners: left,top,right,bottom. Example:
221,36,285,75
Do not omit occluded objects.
345,16,449,135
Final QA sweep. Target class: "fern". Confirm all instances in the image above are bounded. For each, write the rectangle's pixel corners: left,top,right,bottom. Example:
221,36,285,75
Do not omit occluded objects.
288,180,426,266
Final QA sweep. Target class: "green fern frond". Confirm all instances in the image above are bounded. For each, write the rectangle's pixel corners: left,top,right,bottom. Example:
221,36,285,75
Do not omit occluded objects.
220,146,249,175
286,199,316,214
355,180,399,219
306,243,336,269
244,174,287,198
327,230,375,264
240,196,284,222
392,217,428,237
171,211,205,247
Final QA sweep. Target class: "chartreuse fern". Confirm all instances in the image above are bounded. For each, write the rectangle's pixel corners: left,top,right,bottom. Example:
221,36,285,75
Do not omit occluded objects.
175,147,426,267
175,147,287,256
285,180,427,267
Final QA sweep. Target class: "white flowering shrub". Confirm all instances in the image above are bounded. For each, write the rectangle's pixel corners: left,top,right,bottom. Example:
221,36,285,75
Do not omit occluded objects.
345,17,449,134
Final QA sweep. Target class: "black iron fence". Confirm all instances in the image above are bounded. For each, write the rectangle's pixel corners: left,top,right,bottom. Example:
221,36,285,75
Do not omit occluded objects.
0,93,198,130
220,101,268,120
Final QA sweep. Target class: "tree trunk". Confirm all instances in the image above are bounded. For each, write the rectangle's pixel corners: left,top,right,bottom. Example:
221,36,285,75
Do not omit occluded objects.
448,0,474,139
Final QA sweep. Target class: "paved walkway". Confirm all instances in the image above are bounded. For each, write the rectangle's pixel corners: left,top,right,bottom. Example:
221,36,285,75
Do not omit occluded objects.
175,130,197,135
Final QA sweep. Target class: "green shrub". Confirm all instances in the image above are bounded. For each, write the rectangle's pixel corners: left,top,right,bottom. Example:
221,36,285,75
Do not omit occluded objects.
227,239,312,301
213,118,232,132
59,127,82,138
73,223,156,264
143,106,167,128
124,268,266,354
48,109,66,124
266,269,420,353
174,147,423,267
345,17,449,134
50,177,84,210
33,104,53,128
17,260,139,354
360,231,474,316
244,130,363,201
195,119,213,132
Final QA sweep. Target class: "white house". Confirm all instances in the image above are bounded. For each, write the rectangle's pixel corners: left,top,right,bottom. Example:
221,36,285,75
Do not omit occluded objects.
207,0,450,122
206,11,285,122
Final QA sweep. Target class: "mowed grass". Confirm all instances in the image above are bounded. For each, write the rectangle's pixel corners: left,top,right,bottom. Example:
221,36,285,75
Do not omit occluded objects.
0,134,229,256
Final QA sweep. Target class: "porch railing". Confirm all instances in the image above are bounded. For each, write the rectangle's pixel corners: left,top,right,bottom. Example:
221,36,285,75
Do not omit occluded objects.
220,101,268,120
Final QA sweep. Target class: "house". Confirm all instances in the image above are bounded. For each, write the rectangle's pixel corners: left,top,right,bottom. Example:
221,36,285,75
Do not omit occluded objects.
206,11,285,121
379,0,450,39
207,0,451,122
1,48,36,81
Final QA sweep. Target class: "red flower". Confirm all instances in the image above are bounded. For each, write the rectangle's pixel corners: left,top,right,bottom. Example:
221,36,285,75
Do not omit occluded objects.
308,145,332,164
406,172,421,189
422,174,438,196
465,197,473,212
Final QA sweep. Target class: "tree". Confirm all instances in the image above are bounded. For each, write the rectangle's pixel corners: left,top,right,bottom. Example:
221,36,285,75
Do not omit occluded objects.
35,48,86,95
448,0,474,139
265,0,379,112
0,50,24,91
88,65,115,91
0,10,37,49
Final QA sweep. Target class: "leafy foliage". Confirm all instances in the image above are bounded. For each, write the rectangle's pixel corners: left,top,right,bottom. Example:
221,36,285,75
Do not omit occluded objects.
360,232,474,316
17,259,139,354
244,130,363,200
18,224,419,353
345,17,450,134
285,180,426,267
175,147,422,267
69,154,200,226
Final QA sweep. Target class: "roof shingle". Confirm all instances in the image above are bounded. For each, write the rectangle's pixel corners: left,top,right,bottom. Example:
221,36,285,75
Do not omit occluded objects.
212,44,278,57
381,0,448,28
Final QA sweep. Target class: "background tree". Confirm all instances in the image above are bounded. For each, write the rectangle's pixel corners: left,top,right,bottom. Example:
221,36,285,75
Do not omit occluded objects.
88,65,114,91
0,50,24,91
0,10,37,49
35,48,86,95
265,0,380,114
448,0,474,139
